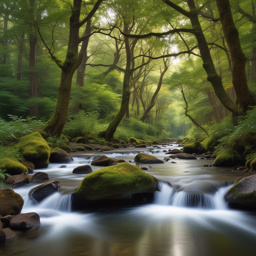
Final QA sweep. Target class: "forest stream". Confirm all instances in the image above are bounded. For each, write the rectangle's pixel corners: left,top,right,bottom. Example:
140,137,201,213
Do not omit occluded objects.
1,143,256,256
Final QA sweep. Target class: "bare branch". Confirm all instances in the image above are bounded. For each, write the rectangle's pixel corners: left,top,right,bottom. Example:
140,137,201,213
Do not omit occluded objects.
162,0,191,18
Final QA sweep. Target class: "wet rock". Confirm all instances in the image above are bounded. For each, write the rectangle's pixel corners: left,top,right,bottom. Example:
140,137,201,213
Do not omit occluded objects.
178,180,220,194
237,166,247,171
10,212,40,229
5,173,31,186
21,161,34,174
135,153,164,164
80,144,93,151
163,150,167,153
164,157,170,162
0,222,6,243
29,180,60,202
101,146,112,151
31,172,49,183
1,215,12,228
112,144,120,148
225,174,256,208
50,148,73,163
137,165,151,171
0,189,24,216
165,149,182,154
60,165,66,168
75,146,86,151
204,164,212,167
171,161,177,164
91,155,125,166
173,153,197,160
3,228,16,239
73,165,92,174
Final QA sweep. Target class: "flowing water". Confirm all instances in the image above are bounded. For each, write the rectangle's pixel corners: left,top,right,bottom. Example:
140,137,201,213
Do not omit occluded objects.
1,144,256,256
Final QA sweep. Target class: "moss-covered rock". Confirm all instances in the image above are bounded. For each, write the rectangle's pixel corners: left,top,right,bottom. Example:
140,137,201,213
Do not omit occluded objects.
75,162,156,200
91,155,125,166
60,134,70,144
0,158,28,175
0,189,24,216
74,137,88,144
58,143,72,153
134,153,164,164
75,146,86,151
224,174,256,208
213,149,242,167
16,132,50,169
129,137,140,144
80,144,93,151
183,141,206,154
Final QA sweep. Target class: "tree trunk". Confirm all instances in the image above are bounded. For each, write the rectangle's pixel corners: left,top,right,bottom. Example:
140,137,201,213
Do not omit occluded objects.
76,19,91,87
2,14,9,64
43,0,103,137
140,64,168,121
251,45,256,82
17,33,24,80
29,33,39,116
100,23,132,140
186,0,237,114
216,0,254,113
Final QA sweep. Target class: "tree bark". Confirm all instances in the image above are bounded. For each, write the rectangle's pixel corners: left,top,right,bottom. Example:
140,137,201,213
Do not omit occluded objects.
43,0,103,137
186,0,238,114
99,23,132,140
29,33,39,116
1,14,9,64
140,61,169,122
216,0,254,113
17,33,24,80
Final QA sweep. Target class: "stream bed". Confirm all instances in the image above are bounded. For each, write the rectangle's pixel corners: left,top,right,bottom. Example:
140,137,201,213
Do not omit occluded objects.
1,144,256,256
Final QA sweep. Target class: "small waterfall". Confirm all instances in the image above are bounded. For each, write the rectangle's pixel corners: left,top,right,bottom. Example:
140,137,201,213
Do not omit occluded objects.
172,191,215,209
27,193,72,212
154,183,173,205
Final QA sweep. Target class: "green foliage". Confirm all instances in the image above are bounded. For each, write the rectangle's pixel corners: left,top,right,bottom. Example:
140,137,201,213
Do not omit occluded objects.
0,168,10,188
63,111,107,138
0,145,22,161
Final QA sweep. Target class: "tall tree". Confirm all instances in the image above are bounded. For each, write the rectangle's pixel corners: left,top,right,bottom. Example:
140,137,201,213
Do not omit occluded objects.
41,0,104,137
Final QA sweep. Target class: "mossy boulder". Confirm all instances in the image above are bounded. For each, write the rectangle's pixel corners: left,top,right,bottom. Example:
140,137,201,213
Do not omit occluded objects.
75,146,86,151
16,132,50,169
80,144,93,151
0,158,28,175
0,189,24,216
183,141,206,154
173,153,197,160
91,155,125,166
134,153,164,164
58,143,72,153
74,163,156,200
245,157,256,172
129,137,140,144
224,174,256,208
213,149,243,167
74,137,88,144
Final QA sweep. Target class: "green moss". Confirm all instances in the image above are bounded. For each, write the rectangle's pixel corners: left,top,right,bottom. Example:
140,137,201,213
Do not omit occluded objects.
60,134,70,144
213,149,235,167
201,136,216,151
129,137,140,144
183,141,205,154
80,144,93,151
0,158,28,175
75,163,155,200
134,153,163,163
250,158,256,172
74,137,88,143
16,132,50,168
75,146,86,151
